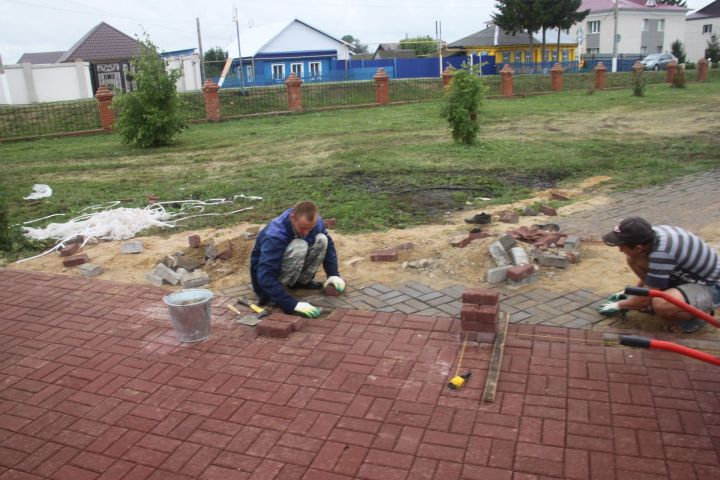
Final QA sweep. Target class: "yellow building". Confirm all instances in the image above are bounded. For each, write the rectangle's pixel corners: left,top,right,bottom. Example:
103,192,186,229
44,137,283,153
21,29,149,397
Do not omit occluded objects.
448,22,579,71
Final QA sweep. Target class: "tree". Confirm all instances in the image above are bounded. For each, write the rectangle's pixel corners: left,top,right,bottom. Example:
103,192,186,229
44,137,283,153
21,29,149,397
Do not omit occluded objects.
658,0,687,6
342,35,368,54
707,33,720,63
671,39,686,64
113,34,188,148
441,65,487,145
399,36,438,56
493,1,544,70
204,47,228,79
552,0,590,63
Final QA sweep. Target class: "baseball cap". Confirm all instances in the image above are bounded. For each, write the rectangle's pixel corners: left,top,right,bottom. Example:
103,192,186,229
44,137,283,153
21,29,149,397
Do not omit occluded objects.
602,217,655,246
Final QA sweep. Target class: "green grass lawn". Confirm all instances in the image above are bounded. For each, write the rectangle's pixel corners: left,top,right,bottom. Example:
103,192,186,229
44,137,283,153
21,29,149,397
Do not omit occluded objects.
1,81,719,258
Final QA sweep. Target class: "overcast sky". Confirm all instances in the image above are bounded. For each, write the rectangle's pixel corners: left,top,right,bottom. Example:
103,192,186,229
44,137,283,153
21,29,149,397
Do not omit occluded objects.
0,0,711,63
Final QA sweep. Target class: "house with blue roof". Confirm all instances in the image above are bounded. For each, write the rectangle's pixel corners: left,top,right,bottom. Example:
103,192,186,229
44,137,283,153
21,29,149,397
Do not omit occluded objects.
220,18,351,87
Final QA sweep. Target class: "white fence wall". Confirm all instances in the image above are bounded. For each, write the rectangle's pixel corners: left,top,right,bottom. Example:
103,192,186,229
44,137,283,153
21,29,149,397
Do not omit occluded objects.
166,53,203,92
0,61,93,105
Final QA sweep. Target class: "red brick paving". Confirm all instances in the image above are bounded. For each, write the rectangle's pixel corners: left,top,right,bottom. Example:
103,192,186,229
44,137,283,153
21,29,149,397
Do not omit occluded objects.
0,269,719,479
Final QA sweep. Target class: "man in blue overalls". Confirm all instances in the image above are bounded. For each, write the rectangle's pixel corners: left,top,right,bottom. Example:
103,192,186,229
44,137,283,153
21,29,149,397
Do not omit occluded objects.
250,201,344,318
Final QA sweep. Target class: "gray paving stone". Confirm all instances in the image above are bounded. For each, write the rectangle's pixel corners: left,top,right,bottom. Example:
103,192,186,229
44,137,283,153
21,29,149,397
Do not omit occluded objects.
394,303,420,314
563,318,593,329
350,300,373,310
359,287,384,297
368,283,394,294
378,290,404,302
415,307,443,316
436,302,461,316
511,311,532,322
404,298,431,311
440,284,465,299
362,297,390,309
404,282,435,294
426,295,454,307
417,291,445,302
399,286,426,298
385,294,412,306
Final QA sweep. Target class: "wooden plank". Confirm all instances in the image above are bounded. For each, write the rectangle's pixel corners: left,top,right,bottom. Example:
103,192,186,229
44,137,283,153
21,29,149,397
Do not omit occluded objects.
482,311,509,403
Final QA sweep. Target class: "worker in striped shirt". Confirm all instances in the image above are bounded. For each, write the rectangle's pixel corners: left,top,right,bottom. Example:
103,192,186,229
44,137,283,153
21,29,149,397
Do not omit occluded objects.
598,217,720,333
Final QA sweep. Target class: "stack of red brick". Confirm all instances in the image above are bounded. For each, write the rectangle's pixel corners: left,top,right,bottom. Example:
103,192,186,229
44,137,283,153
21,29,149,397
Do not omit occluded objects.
256,313,306,338
460,287,499,343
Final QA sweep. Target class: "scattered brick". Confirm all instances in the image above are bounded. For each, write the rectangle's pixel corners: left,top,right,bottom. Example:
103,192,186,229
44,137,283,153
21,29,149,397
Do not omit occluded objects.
188,235,201,248
510,246,529,266
78,264,103,277
120,240,144,254
217,244,233,260
180,271,210,288
468,231,493,241
371,249,397,262
488,241,512,266
451,236,471,248
59,243,80,257
256,319,293,338
498,233,517,251
63,254,90,268
537,252,570,268
507,264,534,282
486,265,511,284
551,191,570,201
462,288,499,306
564,236,581,250
205,245,218,260
324,218,336,228
144,272,164,286
499,212,519,224
522,206,538,216
539,205,557,216
556,237,566,248
395,242,414,251
153,263,181,285
566,251,581,264
325,285,341,296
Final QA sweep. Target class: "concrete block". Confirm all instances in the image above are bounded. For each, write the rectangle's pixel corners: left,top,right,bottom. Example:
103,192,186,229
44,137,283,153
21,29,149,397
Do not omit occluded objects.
537,252,570,268
180,270,209,288
564,236,581,250
462,288,499,306
507,264,534,282
499,212,519,223
144,272,165,286
539,205,557,216
120,240,144,254
498,233,517,251
59,243,80,257
173,253,203,271
371,249,397,262
256,319,293,338
510,246,530,266
78,263,103,277
63,254,90,268
188,235,201,248
205,245,218,260
486,265,511,284
489,241,512,266
153,263,181,285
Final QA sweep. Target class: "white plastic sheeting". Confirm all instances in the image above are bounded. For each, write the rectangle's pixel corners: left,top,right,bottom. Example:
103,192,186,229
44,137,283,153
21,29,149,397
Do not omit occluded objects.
23,184,53,200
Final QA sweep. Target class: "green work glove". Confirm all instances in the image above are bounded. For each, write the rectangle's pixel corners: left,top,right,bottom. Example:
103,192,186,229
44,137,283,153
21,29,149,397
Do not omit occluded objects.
324,276,346,293
294,301,321,318
608,291,628,302
597,301,623,316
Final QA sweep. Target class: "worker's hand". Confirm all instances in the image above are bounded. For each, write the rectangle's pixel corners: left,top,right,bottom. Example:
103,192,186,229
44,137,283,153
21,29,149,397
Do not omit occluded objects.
597,301,623,316
324,276,346,293
294,302,321,318
608,291,628,302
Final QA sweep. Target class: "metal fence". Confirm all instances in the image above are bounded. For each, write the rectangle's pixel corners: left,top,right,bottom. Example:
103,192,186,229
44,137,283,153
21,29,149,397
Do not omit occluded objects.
219,86,288,117
388,78,444,102
0,99,101,139
179,91,206,121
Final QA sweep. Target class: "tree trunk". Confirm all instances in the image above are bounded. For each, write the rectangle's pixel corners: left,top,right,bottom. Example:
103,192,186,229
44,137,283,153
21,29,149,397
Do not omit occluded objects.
557,29,562,65
542,28,547,70
528,31,535,73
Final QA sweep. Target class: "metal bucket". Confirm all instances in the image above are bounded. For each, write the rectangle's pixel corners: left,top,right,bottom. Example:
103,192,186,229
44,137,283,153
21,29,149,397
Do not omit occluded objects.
163,289,213,342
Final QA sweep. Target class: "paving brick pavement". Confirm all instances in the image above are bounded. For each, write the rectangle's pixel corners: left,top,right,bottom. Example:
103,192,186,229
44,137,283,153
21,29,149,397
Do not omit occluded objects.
2,269,720,479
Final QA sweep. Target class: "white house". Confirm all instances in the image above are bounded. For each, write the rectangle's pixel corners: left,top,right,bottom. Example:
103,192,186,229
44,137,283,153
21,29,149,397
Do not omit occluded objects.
685,0,720,61
577,0,688,59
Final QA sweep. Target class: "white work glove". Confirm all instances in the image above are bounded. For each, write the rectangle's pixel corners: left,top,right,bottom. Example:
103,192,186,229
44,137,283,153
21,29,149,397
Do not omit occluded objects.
608,291,628,302
597,301,623,316
294,301,321,318
324,276,346,293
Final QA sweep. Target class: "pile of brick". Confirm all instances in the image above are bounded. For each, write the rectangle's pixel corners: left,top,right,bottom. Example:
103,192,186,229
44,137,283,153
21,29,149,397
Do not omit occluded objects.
255,312,306,338
485,233,537,286
59,236,103,277
144,234,233,288
461,287,500,344
450,231,495,249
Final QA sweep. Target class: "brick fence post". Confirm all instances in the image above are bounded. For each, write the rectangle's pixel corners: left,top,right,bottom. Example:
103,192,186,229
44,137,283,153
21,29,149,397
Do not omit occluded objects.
697,58,708,82
373,68,390,105
550,63,563,92
202,80,220,122
442,66,455,87
285,73,303,112
594,62,606,90
95,85,115,131
500,64,513,97
666,59,678,83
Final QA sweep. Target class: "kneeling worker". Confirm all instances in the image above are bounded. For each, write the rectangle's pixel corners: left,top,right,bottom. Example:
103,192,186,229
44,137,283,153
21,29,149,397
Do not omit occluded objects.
250,201,345,318
599,217,720,333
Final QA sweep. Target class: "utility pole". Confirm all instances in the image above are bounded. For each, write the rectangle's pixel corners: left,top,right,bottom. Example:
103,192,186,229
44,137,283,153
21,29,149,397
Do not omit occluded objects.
612,0,619,72
233,6,245,91
196,17,206,84
436,20,443,77
0,51,11,104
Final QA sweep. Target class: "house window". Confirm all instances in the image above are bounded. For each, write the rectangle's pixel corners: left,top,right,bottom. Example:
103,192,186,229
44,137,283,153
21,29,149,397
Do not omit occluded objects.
587,48,599,56
272,64,285,80
309,61,321,78
703,24,713,34
562,49,569,62
588,21,600,34
641,46,648,54
658,20,664,32
515,50,522,63
642,19,649,32
525,50,532,63
657,45,663,53
246,65,254,82
291,62,304,78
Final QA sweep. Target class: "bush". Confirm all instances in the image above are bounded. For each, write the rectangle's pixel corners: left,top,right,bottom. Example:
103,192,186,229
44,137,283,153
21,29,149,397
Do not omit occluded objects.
631,68,646,97
441,65,487,145
685,62,696,70
671,39,687,64
113,34,188,147
671,66,687,89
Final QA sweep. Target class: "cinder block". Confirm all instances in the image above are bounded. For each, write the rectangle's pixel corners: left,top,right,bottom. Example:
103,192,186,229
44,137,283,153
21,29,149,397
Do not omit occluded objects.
371,249,397,262
498,233,517,251
489,241,512,266
180,270,209,288
78,263,103,277
59,243,80,257
537,252,570,268
564,236,581,250
120,240,144,254
510,246,529,266
539,205,557,216
462,288,499,306
188,235,201,248
507,264,534,281
63,254,90,268
144,272,164,286
153,263,181,285
256,319,293,338
486,265,511,284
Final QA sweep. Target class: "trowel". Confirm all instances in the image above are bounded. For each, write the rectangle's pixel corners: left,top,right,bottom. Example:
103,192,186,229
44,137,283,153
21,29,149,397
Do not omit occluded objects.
227,298,269,326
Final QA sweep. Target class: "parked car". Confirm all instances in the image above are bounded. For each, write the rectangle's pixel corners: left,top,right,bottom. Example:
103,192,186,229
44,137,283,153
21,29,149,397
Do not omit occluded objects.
640,53,677,71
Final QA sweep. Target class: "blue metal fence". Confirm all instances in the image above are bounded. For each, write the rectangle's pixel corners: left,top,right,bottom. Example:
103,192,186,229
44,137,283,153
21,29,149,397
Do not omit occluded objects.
337,55,497,78
212,66,394,89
